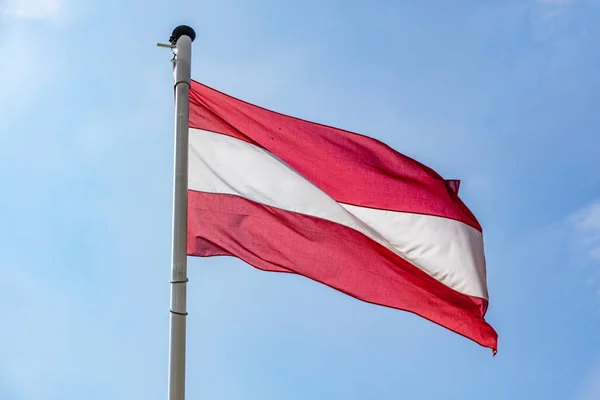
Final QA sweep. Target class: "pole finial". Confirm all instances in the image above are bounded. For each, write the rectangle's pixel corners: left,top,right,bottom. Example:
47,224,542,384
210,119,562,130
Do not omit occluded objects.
170,25,196,45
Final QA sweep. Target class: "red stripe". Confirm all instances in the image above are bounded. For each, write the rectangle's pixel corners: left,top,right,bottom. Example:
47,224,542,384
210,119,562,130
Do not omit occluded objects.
188,81,481,231
187,190,497,351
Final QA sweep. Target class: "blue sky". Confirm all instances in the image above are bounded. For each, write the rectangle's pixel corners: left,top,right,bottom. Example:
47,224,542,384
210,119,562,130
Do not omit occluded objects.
1,0,600,398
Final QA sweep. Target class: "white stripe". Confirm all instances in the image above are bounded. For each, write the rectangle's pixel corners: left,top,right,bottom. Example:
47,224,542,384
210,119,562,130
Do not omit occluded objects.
188,128,488,299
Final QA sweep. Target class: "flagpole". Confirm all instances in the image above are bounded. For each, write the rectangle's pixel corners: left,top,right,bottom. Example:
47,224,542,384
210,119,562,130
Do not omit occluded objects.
167,25,195,400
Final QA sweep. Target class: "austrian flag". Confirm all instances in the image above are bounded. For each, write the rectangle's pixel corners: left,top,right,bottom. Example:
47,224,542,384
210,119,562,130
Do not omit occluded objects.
186,81,498,352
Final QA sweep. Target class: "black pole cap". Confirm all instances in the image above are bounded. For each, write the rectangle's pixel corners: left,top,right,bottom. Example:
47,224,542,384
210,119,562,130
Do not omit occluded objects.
170,25,196,45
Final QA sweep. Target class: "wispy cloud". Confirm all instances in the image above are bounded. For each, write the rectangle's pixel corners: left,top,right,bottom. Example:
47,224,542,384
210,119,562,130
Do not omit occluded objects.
576,361,600,400
1,0,63,20
569,201,600,261
0,0,67,128
565,201,600,302
529,0,577,42
537,0,575,5
0,29,58,129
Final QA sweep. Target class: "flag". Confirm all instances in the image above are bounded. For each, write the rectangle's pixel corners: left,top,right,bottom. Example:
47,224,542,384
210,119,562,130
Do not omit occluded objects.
186,80,498,352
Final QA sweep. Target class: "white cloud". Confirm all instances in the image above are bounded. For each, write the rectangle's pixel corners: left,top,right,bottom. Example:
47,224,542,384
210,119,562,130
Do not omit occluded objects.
1,0,63,19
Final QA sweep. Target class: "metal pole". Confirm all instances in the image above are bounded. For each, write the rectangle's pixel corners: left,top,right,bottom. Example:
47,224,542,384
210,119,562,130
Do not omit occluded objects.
167,25,195,400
